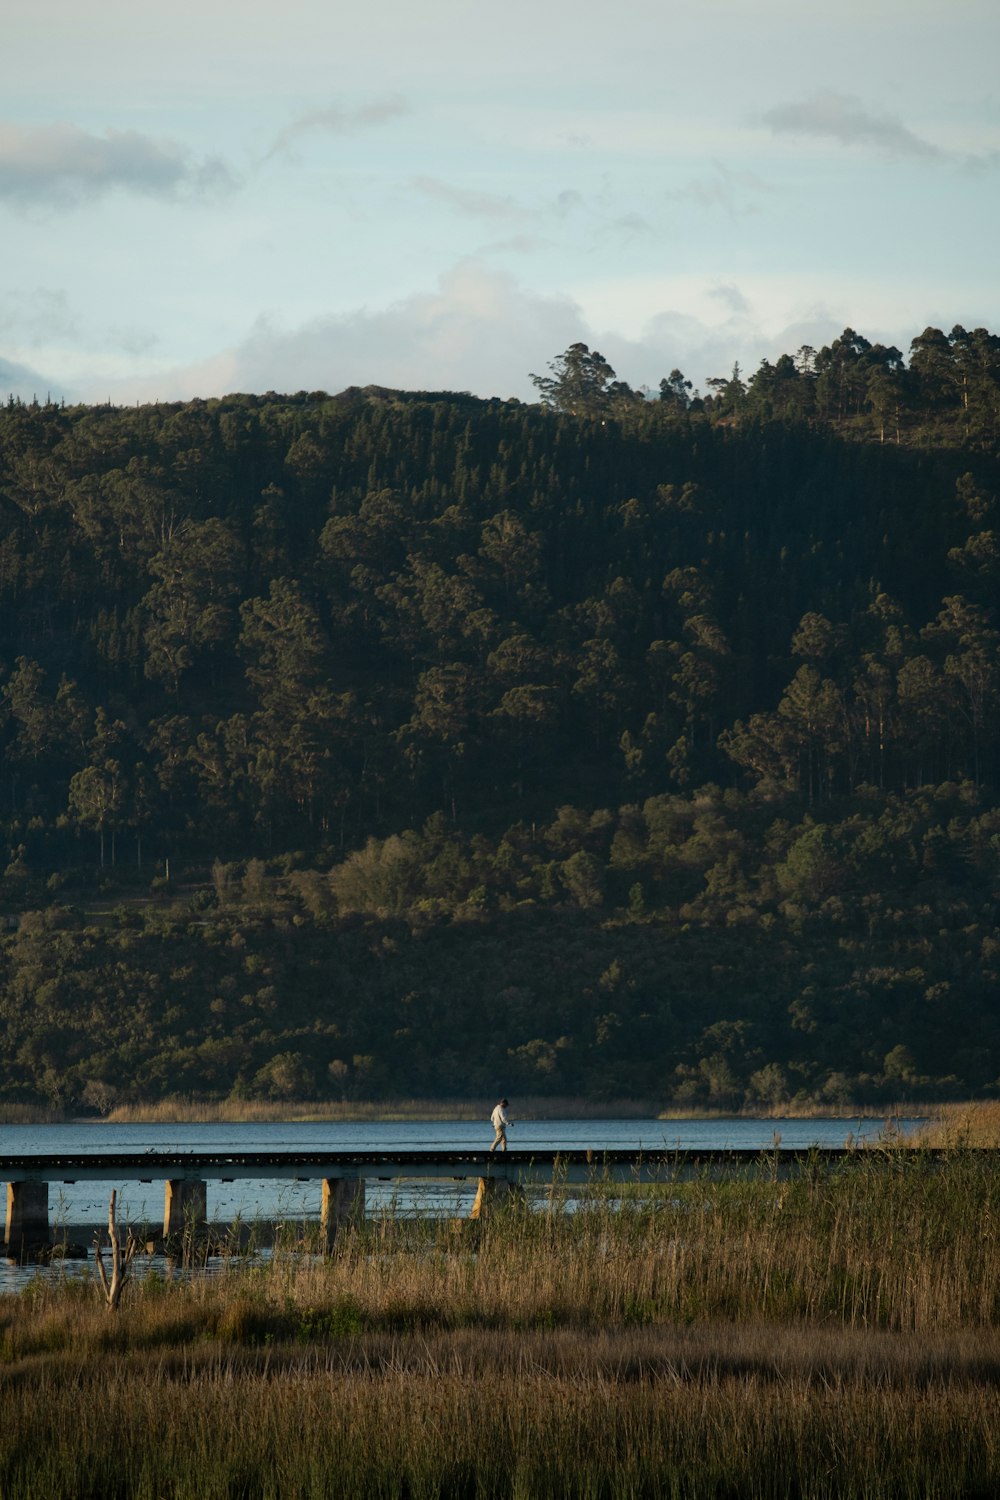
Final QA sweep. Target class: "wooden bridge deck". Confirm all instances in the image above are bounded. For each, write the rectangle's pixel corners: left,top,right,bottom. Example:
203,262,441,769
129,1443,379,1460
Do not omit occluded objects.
0,1143,927,1186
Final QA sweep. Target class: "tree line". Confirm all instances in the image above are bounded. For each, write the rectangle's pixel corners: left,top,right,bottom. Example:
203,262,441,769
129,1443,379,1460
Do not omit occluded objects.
531,325,1000,447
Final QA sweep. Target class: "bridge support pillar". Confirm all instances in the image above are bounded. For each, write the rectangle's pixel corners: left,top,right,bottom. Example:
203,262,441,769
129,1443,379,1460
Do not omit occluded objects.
469,1177,524,1220
5,1180,49,1255
163,1179,207,1240
320,1176,365,1250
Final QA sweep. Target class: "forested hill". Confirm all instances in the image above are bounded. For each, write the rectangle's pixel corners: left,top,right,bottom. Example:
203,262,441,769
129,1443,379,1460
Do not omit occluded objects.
2,327,1000,1113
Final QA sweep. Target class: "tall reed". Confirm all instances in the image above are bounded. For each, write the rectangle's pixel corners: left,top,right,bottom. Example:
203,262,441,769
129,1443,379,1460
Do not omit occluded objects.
914,1098,1000,1147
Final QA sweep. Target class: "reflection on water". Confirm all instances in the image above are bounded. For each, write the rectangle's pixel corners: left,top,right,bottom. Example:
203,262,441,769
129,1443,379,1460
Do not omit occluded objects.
1,1114,918,1293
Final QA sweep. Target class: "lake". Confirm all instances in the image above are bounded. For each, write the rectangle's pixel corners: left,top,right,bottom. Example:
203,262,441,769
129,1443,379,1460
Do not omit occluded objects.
1,1114,921,1292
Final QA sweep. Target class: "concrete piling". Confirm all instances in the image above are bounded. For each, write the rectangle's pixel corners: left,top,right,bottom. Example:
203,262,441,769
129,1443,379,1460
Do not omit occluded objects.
469,1176,525,1220
163,1178,208,1240
320,1176,366,1250
5,1180,50,1256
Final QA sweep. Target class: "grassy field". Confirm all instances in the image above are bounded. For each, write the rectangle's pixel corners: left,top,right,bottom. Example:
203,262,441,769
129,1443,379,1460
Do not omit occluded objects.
2,1148,1000,1496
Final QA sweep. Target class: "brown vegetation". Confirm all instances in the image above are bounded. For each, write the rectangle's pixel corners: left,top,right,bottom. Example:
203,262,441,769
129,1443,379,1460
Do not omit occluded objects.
2,1152,999,1494
101,1095,660,1125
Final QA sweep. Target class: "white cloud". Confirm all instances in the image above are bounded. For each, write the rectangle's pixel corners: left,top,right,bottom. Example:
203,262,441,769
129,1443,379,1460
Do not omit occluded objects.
86,261,587,403
0,122,237,207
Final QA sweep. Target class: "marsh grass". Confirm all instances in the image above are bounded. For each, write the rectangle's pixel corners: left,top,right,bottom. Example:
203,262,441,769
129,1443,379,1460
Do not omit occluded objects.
914,1099,1000,1147
102,1095,660,1124
0,1101,64,1124
3,1152,1000,1496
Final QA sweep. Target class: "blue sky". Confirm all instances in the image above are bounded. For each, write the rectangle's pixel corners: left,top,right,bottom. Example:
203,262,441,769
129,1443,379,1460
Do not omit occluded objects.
3,0,999,405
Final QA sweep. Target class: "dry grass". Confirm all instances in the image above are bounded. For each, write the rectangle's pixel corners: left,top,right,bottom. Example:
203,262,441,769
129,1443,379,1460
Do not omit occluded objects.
102,1095,661,1124
0,1102,63,1124
913,1099,1000,1147
4,1351,998,1500
3,1153,1000,1494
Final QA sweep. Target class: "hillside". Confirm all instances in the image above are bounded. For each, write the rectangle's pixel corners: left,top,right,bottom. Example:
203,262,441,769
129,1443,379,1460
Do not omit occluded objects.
2,327,1000,1111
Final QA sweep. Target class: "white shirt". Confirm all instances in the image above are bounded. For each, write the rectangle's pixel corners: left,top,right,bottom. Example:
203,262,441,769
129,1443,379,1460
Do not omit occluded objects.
491,1104,509,1130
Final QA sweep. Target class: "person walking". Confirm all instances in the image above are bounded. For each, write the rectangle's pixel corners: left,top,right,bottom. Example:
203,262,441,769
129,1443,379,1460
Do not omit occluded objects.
489,1097,511,1152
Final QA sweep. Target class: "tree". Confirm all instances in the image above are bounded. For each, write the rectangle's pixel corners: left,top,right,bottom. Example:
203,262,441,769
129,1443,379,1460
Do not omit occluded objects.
815,329,873,420
908,327,957,411
68,761,125,867
478,510,547,608
397,664,478,818
659,369,693,410
921,596,1000,784
238,578,350,832
143,518,244,692
530,343,618,417
94,1190,142,1313
1,658,90,777
746,354,814,421
703,363,746,417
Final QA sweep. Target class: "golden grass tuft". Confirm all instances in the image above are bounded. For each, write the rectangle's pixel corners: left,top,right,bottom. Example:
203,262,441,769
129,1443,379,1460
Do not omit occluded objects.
913,1099,1000,1147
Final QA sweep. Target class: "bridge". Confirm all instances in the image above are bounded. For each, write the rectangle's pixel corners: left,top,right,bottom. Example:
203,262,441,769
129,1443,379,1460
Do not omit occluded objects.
1,1144,890,1258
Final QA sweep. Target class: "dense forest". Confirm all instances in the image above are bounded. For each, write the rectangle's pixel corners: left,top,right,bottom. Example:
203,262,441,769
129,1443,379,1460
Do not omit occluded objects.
2,321,1000,1112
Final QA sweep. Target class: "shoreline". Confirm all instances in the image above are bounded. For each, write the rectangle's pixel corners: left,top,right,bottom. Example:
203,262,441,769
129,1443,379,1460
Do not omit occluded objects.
0,1096,933,1127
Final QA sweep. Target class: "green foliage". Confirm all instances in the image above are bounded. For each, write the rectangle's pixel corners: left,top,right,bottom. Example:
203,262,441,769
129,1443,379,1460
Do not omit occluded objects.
1,356,1000,1106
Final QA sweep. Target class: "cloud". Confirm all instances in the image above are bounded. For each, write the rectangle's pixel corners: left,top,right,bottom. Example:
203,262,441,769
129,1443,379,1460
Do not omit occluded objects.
708,284,751,317
412,176,522,220
0,352,68,402
66,262,987,413
475,234,550,256
668,161,777,216
80,266,843,406
603,213,655,241
411,179,597,229
263,98,407,161
963,148,1000,174
555,189,583,217
760,91,940,158
0,287,79,346
0,122,238,207
87,262,587,404
106,323,159,359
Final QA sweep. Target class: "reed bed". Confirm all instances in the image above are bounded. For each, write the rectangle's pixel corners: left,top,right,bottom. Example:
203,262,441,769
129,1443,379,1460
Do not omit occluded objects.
2,1151,1000,1496
913,1098,1000,1147
102,1095,660,1124
0,1102,65,1124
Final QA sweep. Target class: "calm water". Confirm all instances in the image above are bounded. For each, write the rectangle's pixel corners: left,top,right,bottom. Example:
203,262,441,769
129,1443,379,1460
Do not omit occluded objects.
1,1115,920,1292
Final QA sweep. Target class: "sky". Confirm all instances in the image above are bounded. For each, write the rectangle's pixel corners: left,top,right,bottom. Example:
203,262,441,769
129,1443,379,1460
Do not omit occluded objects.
2,0,999,406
